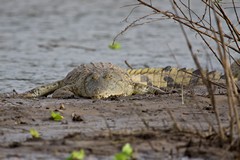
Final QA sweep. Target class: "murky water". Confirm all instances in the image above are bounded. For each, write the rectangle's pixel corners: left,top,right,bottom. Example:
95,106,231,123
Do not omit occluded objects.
0,0,238,92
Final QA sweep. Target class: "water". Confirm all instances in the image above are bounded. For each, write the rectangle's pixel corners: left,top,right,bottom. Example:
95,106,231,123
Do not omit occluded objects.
0,0,238,92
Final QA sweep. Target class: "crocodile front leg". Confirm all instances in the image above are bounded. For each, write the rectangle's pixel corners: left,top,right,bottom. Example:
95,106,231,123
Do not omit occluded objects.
20,80,63,98
52,85,77,98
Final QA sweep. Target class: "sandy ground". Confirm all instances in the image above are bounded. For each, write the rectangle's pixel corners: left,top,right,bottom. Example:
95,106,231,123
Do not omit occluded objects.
0,93,240,160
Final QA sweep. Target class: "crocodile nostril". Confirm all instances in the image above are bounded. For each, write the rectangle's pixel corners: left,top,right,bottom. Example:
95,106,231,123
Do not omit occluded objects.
103,73,112,79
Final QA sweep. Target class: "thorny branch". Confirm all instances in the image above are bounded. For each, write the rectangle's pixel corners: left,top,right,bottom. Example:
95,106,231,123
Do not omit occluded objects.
115,0,240,145
114,0,240,55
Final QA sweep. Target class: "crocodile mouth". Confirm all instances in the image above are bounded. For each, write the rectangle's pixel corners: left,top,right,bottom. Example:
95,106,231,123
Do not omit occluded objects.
83,72,130,98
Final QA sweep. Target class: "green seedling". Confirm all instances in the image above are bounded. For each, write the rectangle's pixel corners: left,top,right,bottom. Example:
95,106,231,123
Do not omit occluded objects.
114,143,133,160
29,128,40,138
66,149,85,160
108,42,121,50
122,143,133,156
51,111,64,121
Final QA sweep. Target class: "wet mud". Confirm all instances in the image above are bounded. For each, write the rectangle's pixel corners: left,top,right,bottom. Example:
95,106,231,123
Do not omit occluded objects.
0,94,240,159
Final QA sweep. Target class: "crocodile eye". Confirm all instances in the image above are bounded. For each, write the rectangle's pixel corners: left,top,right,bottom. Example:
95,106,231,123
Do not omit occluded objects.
91,73,99,80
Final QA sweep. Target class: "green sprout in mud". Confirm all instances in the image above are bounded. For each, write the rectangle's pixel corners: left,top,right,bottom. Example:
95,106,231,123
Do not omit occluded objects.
66,149,85,160
108,42,121,50
114,143,133,160
29,128,40,138
51,111,64,121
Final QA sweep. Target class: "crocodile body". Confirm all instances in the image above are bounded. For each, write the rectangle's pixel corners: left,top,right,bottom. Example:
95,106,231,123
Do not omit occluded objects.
19,61,239,99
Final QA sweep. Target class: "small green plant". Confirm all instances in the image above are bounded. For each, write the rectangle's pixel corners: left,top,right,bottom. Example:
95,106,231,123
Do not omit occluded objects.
114,143,133,160
108,42,121,50
29,128,40,138
66,149,85,160
51,111,64,121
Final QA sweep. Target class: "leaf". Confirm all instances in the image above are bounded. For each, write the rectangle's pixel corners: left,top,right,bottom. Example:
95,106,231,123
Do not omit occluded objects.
29,128,40,138
114,143,133,160
122,143,133,156
108,42,121,50
51,111,64,121
66,149,85,160
114,153,129,160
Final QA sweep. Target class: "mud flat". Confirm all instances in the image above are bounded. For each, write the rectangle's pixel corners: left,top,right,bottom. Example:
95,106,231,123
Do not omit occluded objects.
0,93,239,160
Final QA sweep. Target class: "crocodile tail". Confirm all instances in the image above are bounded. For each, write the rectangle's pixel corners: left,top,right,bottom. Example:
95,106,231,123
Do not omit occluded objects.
19,80,64,98
127,67,223,88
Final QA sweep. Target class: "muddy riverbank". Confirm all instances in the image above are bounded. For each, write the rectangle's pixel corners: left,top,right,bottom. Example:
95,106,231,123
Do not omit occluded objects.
0,94,240,159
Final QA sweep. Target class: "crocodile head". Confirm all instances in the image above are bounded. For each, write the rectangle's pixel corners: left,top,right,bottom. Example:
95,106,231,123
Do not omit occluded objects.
83,70,134,99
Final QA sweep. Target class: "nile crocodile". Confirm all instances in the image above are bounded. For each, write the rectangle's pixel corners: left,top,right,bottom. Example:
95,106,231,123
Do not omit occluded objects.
17,61,240,99
19,63,164,99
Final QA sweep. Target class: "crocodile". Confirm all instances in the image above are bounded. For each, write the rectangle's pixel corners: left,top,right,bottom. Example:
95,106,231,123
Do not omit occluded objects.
19,62,164,99
17,60,240,99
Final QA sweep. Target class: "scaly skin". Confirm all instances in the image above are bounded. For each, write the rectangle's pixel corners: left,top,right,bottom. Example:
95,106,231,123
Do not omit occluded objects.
19,60,240,99
127,66,223,89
